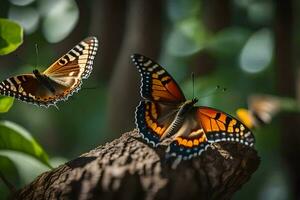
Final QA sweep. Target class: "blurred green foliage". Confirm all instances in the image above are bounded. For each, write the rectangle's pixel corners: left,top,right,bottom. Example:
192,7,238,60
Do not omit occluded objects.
0,18,50,198
0,18,23,55
0,97,14,113
0,121,50,167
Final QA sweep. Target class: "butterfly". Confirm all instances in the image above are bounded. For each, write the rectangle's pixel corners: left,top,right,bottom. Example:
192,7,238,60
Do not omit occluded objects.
0,36,98,107
132,54,255,161
236,94,280,129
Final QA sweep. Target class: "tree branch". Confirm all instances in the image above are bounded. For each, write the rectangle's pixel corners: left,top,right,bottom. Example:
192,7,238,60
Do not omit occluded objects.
15,130,260,200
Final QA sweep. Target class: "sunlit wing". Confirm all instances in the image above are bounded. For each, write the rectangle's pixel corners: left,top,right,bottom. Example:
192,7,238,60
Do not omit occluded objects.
167,106,255,160
131,54,186,104
197,107,255,146
43,36,98,87
0,37,98,107
135,100,179,147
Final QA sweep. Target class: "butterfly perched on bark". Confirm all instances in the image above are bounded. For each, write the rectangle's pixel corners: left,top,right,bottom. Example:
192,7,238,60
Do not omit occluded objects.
0,36,98,107
132,54,255,161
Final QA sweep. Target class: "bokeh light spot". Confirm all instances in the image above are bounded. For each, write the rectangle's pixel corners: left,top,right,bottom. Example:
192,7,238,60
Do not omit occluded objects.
239,29,274,74
8,6,39,35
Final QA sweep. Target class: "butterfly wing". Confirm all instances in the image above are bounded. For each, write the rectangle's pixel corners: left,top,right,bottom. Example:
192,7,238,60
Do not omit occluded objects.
43,36,98,86
132,54,187,146
197,107,255,145
135,100,180,147
236,94,281,129
0,37,98,107
131,54,186,103
167,107,255,160
0,74,60,105
167,110,210,160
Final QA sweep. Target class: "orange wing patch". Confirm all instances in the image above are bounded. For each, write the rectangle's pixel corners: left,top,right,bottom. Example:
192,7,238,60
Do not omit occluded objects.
144,102,166,136
196,107,255,146
174,130,207,148
135,101,179,147
151,75,183,101
236,108,255,129
196,108,228,132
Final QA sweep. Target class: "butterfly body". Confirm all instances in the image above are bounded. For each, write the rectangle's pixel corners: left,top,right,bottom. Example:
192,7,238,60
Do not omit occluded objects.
132,54,255,161
0,37,98,107
160,98,198,141
33,69,56,94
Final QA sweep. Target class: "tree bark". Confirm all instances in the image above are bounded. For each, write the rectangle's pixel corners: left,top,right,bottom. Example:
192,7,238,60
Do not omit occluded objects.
15,130,260,200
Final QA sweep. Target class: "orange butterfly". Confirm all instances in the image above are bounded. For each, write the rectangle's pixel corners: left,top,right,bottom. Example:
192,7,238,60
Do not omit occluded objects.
236,94,281,129
132,54,255,161
0,37,98,107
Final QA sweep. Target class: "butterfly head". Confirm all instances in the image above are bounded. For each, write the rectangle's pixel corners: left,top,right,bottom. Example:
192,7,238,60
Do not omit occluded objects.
192,97,198,104
177,98,199,118
183,98,198,109
33,69,40,76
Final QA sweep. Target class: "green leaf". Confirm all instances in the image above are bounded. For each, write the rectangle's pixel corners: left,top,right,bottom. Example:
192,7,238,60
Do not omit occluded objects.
0,151,49,184
0,18,23,55
0,97,14,113
0,155,18,198
0,121,51,168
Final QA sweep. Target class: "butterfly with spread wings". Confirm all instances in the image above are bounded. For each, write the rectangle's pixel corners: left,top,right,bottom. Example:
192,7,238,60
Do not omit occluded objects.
0,36,98,107
132,54,255,161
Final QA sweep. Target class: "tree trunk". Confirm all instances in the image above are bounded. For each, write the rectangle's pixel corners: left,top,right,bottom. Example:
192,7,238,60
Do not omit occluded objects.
15,130,260,200
107,0,164,135
275,0,300,198
190,0,231,77
89,0,127,81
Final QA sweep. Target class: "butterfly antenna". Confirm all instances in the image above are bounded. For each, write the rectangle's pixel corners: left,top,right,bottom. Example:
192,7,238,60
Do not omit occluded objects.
197,85,227,99
192,72,195,99
35,43,39,69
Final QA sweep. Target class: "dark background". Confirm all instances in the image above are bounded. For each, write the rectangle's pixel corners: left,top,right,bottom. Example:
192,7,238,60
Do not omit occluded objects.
1,0,299,199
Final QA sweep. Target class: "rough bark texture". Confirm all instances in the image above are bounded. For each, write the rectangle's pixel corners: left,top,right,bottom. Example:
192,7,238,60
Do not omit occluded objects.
15,130,260,200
